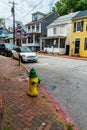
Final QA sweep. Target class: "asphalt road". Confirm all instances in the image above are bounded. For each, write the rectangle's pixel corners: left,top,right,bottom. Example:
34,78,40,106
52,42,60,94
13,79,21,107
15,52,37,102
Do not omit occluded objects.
25,55,87,130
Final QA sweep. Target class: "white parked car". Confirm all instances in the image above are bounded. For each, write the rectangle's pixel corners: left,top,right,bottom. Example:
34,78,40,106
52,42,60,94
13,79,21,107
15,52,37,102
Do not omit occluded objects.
12,46,38,62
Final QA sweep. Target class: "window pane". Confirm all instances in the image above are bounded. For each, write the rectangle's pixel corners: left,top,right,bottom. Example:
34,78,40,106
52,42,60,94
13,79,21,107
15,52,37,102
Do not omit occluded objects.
60,39,65,48
36,24,39,31
76,21,83,32
53,28,56,34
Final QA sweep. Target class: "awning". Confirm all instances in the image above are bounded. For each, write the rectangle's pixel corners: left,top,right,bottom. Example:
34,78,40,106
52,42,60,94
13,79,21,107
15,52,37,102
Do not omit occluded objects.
41,35,66,40
0,33,6,38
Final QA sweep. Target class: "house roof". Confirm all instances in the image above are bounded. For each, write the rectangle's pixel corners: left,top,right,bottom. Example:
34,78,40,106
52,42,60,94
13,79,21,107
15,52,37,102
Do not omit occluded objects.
48,11,79,27
6,34,13,39
72,10,87,20
26,12,56,26
21,25,27,32
0,33,13,39
32,11,46,16
0,33,6,38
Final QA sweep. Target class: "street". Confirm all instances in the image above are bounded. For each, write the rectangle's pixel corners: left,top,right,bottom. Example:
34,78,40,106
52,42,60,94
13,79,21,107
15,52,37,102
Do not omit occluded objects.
25,54,87,130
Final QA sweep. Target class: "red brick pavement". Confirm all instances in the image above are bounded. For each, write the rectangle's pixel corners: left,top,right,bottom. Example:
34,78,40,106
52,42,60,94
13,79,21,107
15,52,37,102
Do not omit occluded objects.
0,55,76,130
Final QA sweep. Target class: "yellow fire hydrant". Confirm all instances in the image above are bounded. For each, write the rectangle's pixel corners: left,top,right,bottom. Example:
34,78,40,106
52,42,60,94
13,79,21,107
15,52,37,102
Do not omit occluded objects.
28,68,40,97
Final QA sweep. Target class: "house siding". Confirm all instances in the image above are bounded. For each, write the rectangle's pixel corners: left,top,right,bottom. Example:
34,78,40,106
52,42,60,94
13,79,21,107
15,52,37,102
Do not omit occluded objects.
41,13,58,37
70,18,87,57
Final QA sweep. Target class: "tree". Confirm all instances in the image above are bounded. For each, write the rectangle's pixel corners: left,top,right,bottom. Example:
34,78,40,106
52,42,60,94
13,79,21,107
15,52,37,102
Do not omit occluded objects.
52,0,87,15
0,18,5,28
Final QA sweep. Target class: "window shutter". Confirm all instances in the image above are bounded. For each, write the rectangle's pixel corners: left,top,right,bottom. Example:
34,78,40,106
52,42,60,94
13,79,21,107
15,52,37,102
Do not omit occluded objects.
81,21,84,32
74,22,76,32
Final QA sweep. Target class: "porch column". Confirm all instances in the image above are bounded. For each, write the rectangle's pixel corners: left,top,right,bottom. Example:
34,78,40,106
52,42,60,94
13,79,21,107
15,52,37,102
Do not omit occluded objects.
40,38,42,51
58,38,60,53
33,34,35,43
26,38,28,43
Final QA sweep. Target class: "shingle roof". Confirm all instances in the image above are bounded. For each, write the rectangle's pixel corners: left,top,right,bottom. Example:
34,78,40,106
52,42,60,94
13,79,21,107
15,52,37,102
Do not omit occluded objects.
26,12,53,26
73,10,87,20
48,11,79,27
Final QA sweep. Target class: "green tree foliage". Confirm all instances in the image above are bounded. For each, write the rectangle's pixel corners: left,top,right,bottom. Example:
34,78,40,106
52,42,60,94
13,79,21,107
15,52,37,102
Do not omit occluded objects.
0,18,4,27
0,18,3,23
52,0,87,15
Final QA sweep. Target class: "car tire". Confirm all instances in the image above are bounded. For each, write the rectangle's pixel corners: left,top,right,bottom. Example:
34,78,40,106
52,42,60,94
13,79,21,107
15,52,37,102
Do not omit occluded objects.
12,54,14,59
20,56,24,63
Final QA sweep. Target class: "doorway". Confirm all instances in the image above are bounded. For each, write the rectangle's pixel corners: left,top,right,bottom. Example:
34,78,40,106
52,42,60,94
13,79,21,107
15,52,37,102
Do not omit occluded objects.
74,39,80,54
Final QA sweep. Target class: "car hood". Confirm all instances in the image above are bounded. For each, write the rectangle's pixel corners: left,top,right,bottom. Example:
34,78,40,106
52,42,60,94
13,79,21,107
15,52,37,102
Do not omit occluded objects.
20,52,36,56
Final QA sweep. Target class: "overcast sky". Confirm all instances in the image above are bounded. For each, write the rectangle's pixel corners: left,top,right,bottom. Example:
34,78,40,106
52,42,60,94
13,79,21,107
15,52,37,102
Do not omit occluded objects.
0,0,58,27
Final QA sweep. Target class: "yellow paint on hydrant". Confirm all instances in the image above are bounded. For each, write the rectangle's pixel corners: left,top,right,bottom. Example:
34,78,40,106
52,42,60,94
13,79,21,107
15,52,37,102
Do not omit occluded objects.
28,68,40,97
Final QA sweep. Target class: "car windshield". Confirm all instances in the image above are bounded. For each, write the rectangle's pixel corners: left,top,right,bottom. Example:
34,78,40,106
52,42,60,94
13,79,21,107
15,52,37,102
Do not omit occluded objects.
20,47,32,53
5,43,15,49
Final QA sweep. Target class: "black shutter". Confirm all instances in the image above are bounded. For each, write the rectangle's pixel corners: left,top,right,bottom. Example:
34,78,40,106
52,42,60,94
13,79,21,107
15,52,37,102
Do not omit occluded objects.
74,22,76,32
81,21,84,32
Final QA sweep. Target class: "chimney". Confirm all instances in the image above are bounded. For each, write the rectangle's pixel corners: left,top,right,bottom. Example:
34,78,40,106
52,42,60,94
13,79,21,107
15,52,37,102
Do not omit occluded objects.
70,8,74,13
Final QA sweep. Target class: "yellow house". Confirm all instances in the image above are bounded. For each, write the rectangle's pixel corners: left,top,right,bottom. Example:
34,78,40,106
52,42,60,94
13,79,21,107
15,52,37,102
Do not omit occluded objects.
70,10,87,57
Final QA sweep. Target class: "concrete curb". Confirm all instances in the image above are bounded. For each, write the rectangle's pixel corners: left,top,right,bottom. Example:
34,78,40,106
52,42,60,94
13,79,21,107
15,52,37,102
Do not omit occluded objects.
0,94,2,118
40,87,78,130
37,52,87,61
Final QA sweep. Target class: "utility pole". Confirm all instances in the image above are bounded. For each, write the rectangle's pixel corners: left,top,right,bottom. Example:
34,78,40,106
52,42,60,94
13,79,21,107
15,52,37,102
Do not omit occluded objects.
9,1,18,44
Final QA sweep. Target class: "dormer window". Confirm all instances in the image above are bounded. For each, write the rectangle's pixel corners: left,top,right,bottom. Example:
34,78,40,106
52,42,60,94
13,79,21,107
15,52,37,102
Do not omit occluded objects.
32,12,46,22
32,14,37,21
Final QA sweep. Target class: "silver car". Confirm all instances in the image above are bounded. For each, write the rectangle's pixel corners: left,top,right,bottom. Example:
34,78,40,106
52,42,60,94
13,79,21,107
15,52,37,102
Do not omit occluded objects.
12,46,38,62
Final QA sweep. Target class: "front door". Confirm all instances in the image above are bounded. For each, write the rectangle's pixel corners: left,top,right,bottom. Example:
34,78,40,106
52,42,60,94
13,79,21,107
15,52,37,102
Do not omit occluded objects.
74,39,80,54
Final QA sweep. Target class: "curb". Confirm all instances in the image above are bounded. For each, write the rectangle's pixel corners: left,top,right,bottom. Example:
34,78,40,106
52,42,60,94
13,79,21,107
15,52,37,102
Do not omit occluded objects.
37,52,87,61
21,62,78,130
0,94,2,118
40,87,78,130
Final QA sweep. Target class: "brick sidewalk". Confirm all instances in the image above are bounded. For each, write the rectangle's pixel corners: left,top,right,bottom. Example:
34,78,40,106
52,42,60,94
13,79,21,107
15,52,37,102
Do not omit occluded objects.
0,55,77,130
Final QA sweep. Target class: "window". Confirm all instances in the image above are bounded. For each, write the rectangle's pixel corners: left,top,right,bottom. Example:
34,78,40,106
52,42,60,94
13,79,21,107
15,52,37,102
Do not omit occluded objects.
32,14,37,21
74,21,84,32
28,26,30,30
84,38,87,50
60,39,65,48
53,27,56,34
86,24,87,31
32,25,35,31
36,24,39,32
14,48,21,52
32,26,34,29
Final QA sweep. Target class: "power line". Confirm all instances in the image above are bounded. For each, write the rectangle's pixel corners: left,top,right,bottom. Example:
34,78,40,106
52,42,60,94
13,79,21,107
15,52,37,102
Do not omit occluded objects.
4,15,12,20
18,1,57,21
36,2,56,11
20,0,43,20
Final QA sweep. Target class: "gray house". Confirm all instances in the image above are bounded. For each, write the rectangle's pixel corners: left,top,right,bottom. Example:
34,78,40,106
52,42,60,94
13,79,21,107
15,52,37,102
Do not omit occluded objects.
25,12,58,51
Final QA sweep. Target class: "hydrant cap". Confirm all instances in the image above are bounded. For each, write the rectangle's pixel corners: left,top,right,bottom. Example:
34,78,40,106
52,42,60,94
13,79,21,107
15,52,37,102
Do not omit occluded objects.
28,68,38,78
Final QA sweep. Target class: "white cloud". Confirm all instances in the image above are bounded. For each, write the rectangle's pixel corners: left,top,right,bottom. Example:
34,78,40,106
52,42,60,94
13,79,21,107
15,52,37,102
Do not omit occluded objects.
0,0,58,27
